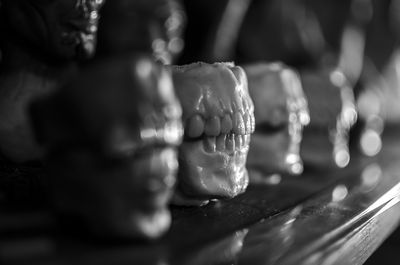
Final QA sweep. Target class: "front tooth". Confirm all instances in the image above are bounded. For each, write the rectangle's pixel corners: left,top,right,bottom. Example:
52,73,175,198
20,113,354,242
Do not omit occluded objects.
233,112,246,135
226,133,235,152
221,114,233,134
235,134,242,150
186,114,205,138
205,116,221,136
204,137,216,153
216,134,226,151
242,98,249,113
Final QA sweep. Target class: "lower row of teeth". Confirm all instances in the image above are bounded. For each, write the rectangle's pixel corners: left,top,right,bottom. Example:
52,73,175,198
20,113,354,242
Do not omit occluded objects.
202,134,250,153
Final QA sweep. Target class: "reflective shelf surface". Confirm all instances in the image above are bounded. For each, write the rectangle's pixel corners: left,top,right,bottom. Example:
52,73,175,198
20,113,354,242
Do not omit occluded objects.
1,127,400,265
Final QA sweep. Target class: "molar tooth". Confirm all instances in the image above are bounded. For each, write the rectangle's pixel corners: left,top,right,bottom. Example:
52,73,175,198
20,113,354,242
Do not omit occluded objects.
250,114,256,133
235,134,242,150
233,112,246,135
242,98,250,113
186,114,204,138
242,135,247,148
205,116,221,136
203,136,216,153
216,134,226,151
221,114,233,134
243,112,252,135
244,135,251,146
226,134,235,152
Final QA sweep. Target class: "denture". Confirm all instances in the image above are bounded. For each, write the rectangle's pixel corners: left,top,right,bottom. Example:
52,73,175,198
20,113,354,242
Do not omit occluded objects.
170,62,255,206
300,69,357,168
244,63,310,179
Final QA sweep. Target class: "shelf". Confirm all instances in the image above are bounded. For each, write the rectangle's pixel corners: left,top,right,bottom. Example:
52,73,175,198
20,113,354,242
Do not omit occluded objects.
1,129,400,265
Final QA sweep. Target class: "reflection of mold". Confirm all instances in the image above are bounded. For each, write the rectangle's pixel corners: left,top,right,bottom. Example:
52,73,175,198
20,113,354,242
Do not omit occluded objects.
178,229,248,265
238,206,301,264
360,163,383,192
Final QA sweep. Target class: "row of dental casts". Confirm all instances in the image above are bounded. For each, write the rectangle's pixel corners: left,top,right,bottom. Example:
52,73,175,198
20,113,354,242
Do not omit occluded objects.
0,0,356,240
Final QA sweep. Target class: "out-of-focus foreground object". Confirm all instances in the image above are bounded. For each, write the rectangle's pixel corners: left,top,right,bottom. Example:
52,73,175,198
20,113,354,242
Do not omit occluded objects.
0,0,105,163
97,0,186,64
31,55,183,239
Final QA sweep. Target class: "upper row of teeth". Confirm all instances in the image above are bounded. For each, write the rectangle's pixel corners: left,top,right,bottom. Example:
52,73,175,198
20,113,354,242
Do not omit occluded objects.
185,112,255,138
203,134,251,153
